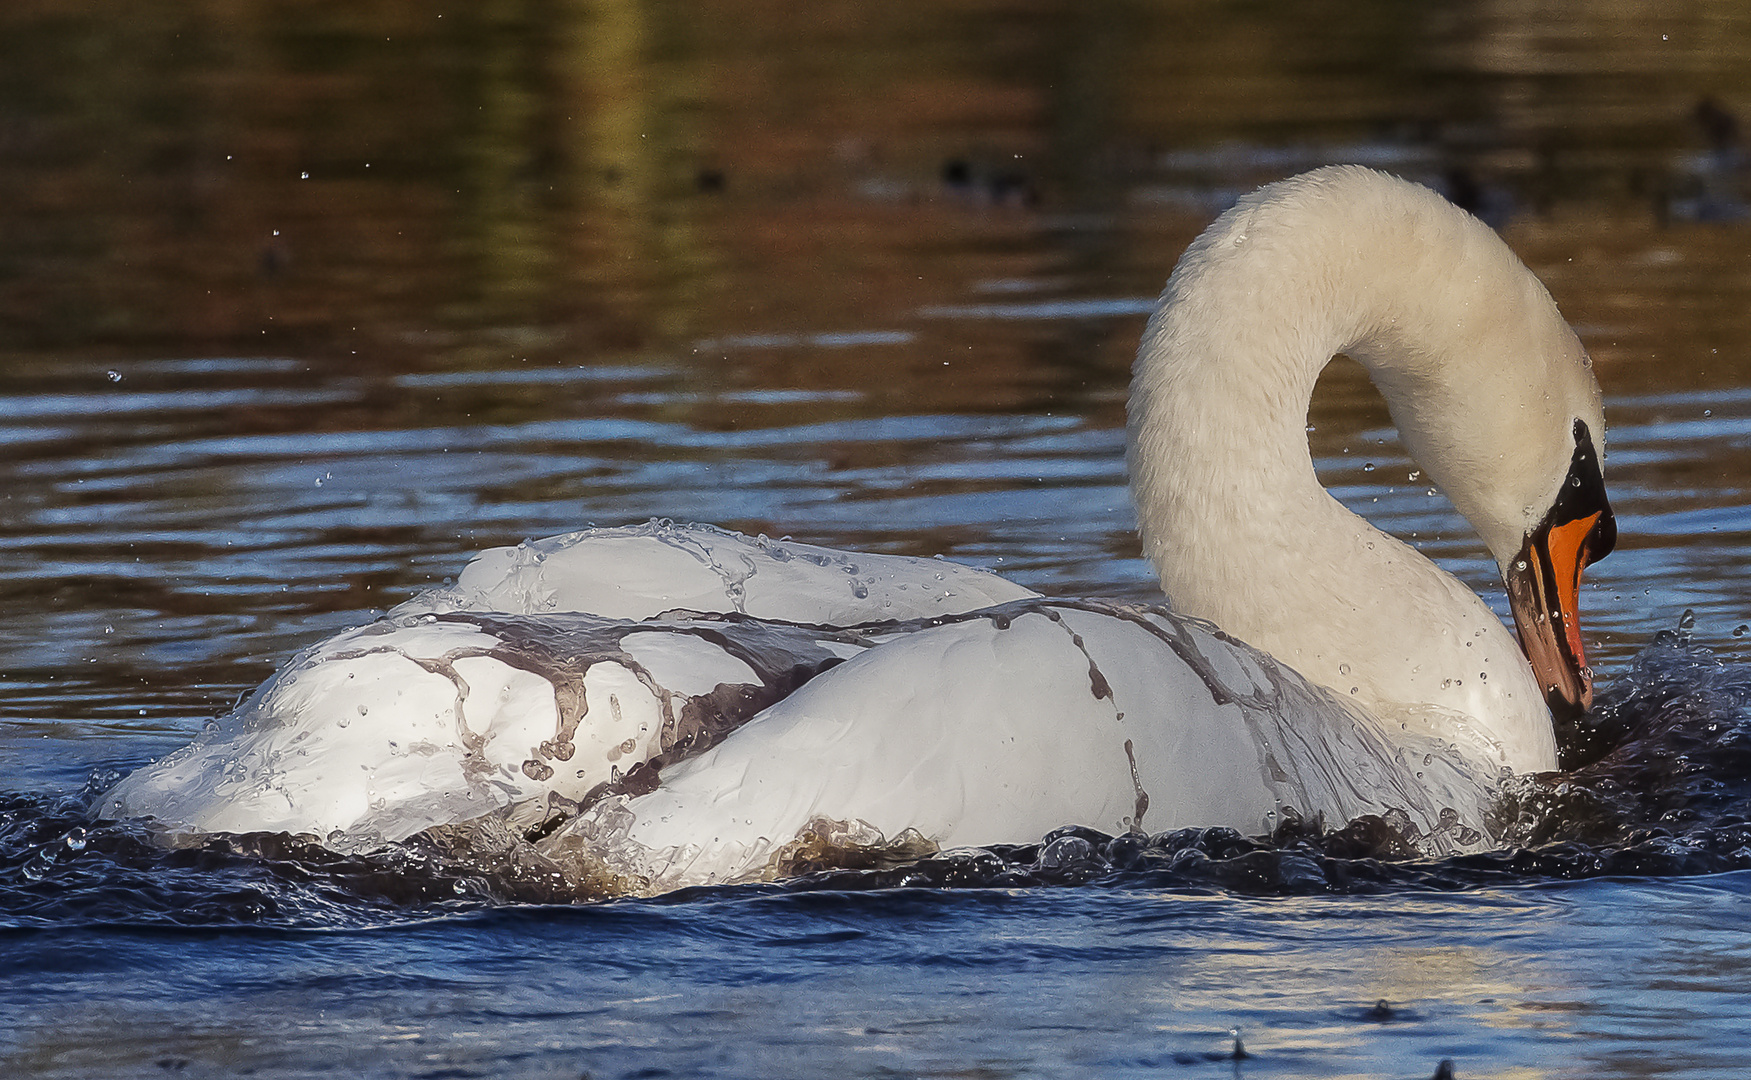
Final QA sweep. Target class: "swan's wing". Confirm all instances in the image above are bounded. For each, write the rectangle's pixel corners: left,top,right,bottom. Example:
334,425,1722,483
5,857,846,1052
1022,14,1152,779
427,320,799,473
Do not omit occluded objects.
98,612,869,848
398,520,1038,623
103,599,1494,888
555,601,1499,893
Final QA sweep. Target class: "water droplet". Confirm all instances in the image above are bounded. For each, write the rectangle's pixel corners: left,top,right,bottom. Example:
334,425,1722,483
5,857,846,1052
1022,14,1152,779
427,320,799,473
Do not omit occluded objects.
300,171,310,179
1733,624,1747,638
105,370,122,383
1515,559,1528,571
64,827,87,852
1408,469,1420,481
1338,663,1351,676
1362,462,1374,472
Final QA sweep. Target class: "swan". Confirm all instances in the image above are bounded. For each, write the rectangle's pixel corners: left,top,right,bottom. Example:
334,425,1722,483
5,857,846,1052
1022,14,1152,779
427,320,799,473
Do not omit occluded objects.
100,166,1615,894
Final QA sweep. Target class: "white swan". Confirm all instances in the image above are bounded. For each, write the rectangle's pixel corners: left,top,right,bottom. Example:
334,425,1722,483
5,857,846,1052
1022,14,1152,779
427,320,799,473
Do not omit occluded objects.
101,166,1615,894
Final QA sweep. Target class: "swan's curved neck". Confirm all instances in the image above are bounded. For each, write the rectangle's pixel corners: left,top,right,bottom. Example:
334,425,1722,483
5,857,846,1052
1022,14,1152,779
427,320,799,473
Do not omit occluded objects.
1126,173,1562,772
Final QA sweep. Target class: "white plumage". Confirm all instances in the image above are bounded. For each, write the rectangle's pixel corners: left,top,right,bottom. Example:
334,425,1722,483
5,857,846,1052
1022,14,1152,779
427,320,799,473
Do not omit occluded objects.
103,167,1614,893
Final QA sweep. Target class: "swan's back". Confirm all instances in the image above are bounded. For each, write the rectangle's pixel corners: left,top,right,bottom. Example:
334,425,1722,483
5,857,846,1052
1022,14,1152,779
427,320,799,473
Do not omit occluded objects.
402,519,1038,623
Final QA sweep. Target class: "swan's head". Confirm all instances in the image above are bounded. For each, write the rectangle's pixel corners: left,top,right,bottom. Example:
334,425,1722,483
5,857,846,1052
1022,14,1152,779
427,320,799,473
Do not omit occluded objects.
1498,417,1615,715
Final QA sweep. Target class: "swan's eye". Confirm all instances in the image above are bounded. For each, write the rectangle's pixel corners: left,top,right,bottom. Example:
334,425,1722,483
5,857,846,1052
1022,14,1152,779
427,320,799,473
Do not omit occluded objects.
1548,419,1615,564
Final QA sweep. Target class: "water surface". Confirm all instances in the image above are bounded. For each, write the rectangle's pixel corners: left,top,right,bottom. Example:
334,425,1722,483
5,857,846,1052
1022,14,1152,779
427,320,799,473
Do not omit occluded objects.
3,1,1751,1076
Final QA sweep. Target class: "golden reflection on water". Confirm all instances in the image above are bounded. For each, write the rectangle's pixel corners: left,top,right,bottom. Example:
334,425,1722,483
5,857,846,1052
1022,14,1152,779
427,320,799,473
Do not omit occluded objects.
2,0,1747,382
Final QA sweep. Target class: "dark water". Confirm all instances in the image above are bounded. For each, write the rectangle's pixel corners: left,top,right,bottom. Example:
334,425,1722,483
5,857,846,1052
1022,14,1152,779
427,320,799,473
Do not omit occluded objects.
4,1,1751,1076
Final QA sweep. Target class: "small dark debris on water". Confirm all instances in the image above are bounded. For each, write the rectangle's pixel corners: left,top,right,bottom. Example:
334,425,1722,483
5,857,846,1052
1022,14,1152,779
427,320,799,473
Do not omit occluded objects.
1342,997,1421,1023
940,156,1038,207
1172,1031,1250,1064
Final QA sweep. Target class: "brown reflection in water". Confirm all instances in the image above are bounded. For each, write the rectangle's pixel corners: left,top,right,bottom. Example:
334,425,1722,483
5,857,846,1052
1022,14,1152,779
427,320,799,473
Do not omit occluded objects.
0,0,1747,416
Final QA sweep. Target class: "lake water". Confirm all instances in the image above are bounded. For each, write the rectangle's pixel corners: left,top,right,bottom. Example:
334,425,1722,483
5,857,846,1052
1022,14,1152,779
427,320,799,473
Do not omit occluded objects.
3,2,1751,1076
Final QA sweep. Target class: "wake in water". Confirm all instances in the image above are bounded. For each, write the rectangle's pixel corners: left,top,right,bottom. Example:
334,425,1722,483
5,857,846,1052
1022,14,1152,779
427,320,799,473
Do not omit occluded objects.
3,619,1749,926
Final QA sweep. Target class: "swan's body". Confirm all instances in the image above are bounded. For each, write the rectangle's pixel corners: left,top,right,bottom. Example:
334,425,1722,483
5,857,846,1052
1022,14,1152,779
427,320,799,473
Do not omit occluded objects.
102,167,1614,893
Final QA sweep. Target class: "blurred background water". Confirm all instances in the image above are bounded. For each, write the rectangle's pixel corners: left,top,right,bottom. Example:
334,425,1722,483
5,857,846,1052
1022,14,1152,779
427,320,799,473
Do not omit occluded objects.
2,1,1751,1077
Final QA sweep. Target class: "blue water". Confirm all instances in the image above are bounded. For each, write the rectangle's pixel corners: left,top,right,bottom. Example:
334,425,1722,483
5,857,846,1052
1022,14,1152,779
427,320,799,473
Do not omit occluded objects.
6,3,1751,1075
3,339,1751,1077
9,868,1751,1078
3,337,1751,1078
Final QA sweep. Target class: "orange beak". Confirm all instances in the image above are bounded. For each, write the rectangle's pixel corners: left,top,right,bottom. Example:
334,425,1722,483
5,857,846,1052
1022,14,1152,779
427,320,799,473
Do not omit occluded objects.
1504,508,1613,717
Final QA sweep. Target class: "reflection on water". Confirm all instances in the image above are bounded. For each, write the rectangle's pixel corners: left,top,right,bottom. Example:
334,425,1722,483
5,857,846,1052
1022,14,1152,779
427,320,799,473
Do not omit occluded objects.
2,0,1751,1077
4,0,1750,358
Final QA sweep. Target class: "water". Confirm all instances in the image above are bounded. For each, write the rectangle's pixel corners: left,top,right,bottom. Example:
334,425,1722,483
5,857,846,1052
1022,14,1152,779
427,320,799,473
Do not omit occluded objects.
4,1,1751,1076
